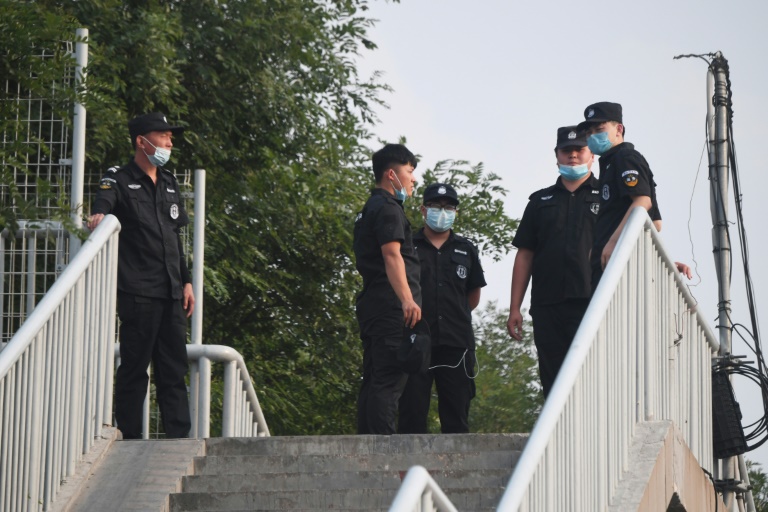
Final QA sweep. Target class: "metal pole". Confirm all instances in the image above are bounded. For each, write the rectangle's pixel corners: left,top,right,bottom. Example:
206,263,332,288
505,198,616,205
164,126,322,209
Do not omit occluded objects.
69,28,88,257
189,169,205,436
191,168,205,345
708,52,737,510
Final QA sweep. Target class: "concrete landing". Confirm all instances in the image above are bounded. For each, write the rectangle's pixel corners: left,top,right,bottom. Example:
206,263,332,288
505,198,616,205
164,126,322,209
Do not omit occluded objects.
67,438,205,512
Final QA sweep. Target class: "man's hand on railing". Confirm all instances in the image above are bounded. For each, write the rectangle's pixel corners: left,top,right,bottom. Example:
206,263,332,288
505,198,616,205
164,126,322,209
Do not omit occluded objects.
183,283,195,318
675,261,693,279
87,213,105,231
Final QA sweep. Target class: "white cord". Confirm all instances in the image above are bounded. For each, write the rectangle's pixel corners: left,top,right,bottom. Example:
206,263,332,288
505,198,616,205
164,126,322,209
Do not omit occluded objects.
428,349,480,379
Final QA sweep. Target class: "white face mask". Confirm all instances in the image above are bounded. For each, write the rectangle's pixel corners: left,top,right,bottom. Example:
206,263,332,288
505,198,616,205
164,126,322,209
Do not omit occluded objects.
141,136,171,167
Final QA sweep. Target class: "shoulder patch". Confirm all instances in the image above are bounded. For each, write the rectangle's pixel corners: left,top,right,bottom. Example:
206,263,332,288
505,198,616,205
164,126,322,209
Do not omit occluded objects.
106,166,119,174
621,170,639,187
99,177,115,190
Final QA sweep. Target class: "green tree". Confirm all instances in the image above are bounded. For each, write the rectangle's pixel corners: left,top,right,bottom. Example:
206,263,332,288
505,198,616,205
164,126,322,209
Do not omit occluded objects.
4,0,526,435
0,1,82,233
748,460,768,512
470,301,543,433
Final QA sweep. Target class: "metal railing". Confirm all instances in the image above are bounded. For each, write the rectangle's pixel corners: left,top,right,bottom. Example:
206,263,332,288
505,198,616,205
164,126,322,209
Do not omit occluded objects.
497,207,719,511
120,343,270,439
389,466,459,512
0,215,120,512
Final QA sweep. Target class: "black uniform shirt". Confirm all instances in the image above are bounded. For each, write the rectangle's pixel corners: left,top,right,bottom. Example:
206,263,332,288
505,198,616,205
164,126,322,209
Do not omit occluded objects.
91,160,191,299
414,229,486,349
353,188,422,325
592,142,660,263
513,175,600,306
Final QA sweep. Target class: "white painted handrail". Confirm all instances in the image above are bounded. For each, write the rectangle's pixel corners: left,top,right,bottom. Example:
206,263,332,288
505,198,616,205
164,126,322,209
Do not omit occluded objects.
497,207,719,511
389,466,459,512
0,215,120,512
115,343,270,438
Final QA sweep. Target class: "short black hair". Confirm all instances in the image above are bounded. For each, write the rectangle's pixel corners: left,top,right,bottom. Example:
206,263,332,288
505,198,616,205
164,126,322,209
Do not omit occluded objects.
371,144,417,183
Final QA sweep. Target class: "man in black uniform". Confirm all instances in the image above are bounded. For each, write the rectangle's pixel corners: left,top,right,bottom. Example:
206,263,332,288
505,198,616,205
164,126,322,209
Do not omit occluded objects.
507,126,599,396
577,101,661,290
398,183,486,434
353,143,421,435
88,112,194,439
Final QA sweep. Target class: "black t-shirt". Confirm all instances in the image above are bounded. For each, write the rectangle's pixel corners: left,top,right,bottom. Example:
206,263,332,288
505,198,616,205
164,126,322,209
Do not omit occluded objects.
592,142,660,265
353,189,421,332
513,175,600,305
413,229,486,349
91,160,191,299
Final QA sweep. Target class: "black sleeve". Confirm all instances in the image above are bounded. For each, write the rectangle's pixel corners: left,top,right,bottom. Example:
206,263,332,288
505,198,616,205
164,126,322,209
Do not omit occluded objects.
373,201,406,247
466,241,487,290
90,171,121,214
612,152,653,199
512,200,537,250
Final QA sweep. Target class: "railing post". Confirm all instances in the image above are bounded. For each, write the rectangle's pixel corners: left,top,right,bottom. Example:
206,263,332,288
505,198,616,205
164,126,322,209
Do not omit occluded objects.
643,227,654,421
222,360,236,437
198,357,211,438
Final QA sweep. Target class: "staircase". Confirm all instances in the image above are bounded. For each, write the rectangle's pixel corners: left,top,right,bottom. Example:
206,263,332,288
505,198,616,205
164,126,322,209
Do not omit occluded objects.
169,434,527,512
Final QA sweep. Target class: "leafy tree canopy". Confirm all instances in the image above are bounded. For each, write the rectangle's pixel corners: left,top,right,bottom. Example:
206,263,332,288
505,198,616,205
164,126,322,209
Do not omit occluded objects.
2,0,531,435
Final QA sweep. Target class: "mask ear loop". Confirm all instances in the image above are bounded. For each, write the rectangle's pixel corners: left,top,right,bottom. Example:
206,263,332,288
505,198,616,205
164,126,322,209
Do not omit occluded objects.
428,349,481,379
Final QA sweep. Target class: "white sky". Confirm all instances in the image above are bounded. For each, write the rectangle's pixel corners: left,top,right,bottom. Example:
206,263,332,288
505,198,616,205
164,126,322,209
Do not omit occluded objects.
357,0,768,466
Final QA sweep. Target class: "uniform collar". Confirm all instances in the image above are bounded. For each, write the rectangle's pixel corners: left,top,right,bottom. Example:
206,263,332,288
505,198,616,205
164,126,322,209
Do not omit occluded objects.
414,227,455,243
602,141,633,159
555,173,599,191
371,187,403,205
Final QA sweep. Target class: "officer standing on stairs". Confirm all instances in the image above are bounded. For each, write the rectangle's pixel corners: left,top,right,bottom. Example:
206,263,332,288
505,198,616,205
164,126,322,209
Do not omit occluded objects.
399,183,486,433
88,112,194,439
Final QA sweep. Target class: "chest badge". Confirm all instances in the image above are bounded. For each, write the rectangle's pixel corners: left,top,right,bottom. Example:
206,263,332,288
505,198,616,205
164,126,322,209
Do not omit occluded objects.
590,203,600,215
170,204,179,220
456,265,467,279
128,184,141,190
167,187,176,193
602,184,610,201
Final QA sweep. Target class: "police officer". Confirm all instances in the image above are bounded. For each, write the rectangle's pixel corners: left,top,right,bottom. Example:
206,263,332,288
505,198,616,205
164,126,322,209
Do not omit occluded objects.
577,101,661,290
353,143,421,435
507,126,599,397
88,112,194,439
399,183,486,434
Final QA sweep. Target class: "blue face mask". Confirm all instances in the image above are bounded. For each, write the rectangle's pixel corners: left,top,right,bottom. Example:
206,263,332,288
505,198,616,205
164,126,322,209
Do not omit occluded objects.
391,173,408,202
425,207,456,232
587,132,613,156
558,163,590,181
141,136,172,167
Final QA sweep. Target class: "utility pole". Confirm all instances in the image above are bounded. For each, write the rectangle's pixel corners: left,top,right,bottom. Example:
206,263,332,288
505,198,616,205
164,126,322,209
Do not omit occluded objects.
707,51,757,512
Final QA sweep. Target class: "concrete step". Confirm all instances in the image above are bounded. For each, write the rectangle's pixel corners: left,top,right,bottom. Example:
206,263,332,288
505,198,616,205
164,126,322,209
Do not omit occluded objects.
169,487,503,512
193,450,520,475
181,468,512,492
204,433,526,457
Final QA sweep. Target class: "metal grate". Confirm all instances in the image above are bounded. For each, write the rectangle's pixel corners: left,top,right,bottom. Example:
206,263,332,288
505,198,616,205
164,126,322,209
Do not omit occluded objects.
1,41,75,345
1,42,74,216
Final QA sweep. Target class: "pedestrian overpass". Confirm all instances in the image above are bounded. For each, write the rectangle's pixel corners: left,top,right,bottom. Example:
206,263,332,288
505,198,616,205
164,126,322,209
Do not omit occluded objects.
0,206,745,511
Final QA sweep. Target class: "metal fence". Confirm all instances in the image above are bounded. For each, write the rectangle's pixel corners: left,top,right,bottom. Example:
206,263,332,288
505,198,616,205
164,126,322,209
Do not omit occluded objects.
0,215,120,512
496,208,719,511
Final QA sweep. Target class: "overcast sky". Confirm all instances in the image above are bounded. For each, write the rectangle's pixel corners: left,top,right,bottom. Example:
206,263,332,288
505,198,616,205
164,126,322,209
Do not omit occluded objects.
357,0,768,466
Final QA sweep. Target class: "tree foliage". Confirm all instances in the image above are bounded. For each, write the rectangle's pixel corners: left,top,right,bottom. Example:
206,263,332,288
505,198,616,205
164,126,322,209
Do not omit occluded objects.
470,301,543,433
749,460,768,512
0,1,82,233
3,0,531,435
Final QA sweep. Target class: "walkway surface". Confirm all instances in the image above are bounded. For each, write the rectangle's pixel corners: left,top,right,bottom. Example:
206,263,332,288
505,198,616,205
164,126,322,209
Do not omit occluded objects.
67,437,204,512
